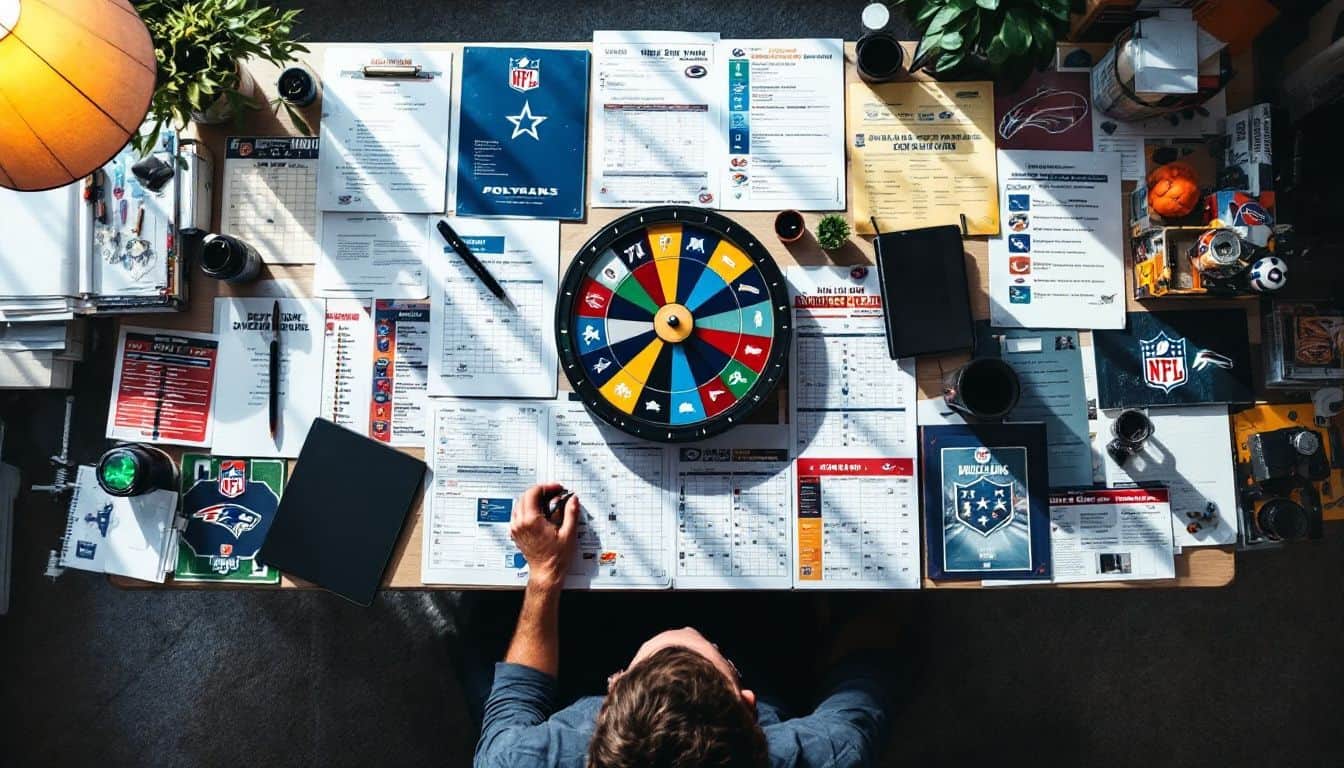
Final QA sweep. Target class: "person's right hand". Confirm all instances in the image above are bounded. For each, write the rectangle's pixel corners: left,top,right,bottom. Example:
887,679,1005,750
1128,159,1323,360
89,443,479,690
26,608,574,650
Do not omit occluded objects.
510,483,580,591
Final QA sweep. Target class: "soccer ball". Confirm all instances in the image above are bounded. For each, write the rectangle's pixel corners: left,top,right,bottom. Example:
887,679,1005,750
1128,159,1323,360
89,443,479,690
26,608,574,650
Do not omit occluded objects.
1248,256,1288,292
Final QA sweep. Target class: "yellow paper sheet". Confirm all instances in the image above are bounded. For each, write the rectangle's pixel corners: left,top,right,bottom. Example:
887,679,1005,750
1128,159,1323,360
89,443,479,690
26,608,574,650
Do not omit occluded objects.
849,80,1000,236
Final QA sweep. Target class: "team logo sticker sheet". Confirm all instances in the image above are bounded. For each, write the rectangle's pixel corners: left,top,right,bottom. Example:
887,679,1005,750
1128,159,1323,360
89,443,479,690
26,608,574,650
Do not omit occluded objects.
1093,310,1253,409
175,455,286,584
556,206,791,442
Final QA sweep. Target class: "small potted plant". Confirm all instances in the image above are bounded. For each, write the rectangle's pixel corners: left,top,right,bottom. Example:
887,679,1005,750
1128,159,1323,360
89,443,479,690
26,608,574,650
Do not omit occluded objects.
815,214,852,253
892,0,1067,87
133,0,308,154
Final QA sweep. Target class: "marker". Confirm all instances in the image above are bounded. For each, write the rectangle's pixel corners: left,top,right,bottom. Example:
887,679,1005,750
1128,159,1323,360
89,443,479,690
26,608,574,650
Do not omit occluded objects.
545,490,575,523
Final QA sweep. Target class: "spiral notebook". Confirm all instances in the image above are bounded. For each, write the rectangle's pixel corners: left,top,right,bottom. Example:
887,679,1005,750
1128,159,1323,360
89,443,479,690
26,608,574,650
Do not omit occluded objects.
57,466,180,583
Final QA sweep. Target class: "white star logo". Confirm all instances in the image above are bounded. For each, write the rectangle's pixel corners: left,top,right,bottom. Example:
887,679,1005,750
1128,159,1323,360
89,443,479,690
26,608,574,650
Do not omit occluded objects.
505,100,548,140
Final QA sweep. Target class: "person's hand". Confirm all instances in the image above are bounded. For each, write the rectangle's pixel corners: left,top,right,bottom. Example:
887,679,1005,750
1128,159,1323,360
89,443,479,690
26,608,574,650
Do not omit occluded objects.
511,483,580,592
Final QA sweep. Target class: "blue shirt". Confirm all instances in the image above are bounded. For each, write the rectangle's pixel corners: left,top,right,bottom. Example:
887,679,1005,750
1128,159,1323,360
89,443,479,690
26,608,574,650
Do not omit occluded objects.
474,658,890,768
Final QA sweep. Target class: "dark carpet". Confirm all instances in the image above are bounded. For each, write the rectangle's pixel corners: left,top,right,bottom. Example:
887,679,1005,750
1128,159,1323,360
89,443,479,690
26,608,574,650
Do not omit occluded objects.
3,2,1344,766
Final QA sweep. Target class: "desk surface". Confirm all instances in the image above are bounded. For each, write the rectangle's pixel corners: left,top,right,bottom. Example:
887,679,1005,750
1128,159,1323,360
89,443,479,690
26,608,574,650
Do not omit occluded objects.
117,40,1238,590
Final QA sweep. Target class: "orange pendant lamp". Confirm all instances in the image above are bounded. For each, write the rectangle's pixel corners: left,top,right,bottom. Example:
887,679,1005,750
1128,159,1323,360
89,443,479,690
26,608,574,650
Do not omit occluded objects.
0,0,156,191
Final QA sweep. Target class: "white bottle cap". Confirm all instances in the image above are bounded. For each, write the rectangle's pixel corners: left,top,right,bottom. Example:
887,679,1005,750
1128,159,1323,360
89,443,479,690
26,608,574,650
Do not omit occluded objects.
861,2,891,32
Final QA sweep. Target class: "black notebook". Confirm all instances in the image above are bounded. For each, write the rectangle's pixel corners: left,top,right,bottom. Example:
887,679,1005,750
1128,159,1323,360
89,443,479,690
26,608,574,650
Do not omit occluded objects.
873,224,974,358
258,418,426,606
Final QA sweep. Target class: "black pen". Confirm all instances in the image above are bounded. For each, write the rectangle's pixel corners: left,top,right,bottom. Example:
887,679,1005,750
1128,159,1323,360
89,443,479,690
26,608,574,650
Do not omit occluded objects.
269,299,281,445
436,219,513,308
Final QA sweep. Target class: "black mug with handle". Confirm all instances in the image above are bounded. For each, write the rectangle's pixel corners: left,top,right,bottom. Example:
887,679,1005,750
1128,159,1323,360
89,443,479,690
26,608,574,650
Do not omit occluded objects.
943,358,1021,422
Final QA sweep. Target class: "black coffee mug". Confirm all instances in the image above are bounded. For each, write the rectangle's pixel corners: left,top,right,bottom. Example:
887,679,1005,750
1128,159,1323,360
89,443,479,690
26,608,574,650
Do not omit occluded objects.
856,33,905,83
943,358,1020,421
1107,409,1155,465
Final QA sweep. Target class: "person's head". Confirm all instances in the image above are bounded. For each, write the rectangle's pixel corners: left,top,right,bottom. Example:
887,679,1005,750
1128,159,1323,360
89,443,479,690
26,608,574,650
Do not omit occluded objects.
588,627,767,768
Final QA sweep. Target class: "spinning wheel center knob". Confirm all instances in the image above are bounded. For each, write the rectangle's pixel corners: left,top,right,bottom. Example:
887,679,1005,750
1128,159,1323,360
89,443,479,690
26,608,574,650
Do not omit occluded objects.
654,303,695,343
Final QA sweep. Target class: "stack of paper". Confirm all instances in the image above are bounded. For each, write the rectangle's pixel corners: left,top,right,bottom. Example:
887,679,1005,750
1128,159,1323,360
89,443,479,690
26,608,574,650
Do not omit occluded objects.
0,320,85,389
57,466,179,583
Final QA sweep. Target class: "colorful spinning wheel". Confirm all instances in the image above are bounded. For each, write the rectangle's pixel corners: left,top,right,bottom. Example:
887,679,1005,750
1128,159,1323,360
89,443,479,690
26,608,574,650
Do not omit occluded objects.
556,206,791,442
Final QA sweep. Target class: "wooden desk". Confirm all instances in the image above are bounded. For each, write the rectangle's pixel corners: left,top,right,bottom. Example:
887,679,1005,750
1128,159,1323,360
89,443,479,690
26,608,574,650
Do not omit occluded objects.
116,40,1236,590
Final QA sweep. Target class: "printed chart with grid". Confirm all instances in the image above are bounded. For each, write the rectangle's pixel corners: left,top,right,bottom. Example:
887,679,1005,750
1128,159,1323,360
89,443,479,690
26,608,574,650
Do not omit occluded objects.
426,407,541,577
677,471,790,579
817,474,919,584
437,279,546,376
222,160,319,264
795,332,911,452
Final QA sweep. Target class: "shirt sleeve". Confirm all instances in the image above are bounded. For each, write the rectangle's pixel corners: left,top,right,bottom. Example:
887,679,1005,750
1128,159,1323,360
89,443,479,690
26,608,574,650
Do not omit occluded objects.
473,662,560,767
763,654,893,768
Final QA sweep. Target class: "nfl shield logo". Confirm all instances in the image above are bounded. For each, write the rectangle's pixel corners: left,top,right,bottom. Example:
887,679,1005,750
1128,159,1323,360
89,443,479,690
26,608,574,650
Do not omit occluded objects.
953,477,1014,536
1140,331,1187,393
218,461,246,499
509,56,539,92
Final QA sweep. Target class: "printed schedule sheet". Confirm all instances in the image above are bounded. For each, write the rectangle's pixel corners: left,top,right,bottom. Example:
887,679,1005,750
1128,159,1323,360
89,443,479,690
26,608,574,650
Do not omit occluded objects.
788,266,921,589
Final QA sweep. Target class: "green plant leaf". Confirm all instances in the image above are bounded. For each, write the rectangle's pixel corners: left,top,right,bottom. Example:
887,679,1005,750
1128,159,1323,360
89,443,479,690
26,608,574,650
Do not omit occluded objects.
925,4,965,35
986,34,1010,65
935,48,967,73
975,0,998,8
910,33,944,72
940,30,963,51
1001,9,1030,55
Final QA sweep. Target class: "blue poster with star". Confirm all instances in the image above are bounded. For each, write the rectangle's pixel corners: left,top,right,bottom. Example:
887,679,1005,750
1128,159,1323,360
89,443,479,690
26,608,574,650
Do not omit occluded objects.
921,423,1051,580
454,46,589,220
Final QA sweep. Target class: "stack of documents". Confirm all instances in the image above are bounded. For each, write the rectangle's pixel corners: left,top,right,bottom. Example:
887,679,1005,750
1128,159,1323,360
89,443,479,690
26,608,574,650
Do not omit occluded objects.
0,131,206,321
57,466,180,584
0,320,85,389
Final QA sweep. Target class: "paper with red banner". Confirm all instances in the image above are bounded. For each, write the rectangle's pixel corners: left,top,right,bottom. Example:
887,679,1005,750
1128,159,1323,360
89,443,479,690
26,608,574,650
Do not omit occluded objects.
793,457,920,589
1044,487,1176,583
106,326,219,447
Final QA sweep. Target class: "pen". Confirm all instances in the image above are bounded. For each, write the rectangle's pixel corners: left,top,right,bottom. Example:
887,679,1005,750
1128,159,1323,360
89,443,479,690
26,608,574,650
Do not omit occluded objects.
436,219,513,308
545,490,575,523
269,299,281,445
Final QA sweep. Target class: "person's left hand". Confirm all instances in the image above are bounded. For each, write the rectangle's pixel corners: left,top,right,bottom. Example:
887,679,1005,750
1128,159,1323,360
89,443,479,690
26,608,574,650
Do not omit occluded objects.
511,483,580,591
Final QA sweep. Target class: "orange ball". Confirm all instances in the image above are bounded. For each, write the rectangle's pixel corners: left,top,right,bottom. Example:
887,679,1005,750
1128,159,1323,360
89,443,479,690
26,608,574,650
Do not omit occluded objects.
1147,162,1202,218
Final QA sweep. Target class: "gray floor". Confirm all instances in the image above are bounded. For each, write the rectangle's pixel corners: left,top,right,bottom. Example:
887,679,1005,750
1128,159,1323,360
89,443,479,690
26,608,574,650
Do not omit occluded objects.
5,2,1344,765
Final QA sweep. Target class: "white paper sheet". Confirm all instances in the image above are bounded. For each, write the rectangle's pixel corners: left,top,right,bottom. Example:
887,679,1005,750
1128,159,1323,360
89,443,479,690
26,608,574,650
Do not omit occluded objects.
316,212,429,298
1096,404,1238,547
548,402,674,589
320,299,373,436
426,217,559,398
673,426,793,589
1047,487,1176,583
719,39,846,211
211,297,326,458
792,456,921,589
788,266,917,456
988,150,1125,329
421,400,548,586
317,46,453,213
590,31,724,207
221,136,321,264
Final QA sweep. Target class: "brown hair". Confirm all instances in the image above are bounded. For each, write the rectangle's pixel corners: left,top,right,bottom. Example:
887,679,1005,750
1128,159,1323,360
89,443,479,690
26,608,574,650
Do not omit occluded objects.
588,645,768,768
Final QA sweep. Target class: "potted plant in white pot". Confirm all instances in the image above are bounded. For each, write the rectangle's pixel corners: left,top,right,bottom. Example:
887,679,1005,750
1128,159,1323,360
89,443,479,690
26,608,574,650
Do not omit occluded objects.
133,0,308,154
